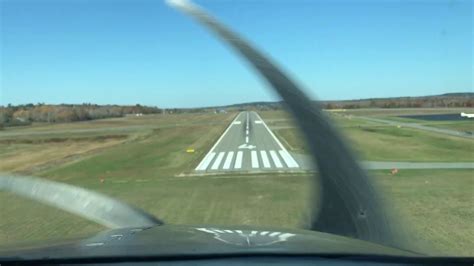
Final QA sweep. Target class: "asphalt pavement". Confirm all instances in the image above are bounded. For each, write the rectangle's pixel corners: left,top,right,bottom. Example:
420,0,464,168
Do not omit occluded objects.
195,111,300,173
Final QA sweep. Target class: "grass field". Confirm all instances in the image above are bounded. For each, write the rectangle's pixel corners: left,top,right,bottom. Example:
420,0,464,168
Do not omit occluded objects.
375,169,474,256
1,170,472,256
0,109,473,256
419,121,474,132
260,109,474,162
358,114,474,133
340,108,474,133
344,108,473,117
386,120,473,134
276,126,474,161
0,113,233,175
0,136,127,174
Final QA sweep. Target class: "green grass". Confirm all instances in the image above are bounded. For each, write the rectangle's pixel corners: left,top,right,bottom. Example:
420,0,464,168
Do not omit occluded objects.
274,124,474,162
274,127,307,152
258,110,292,120
0,110,473,256
0,113,234,174
0,174,311,248
369,116,474,133
259,110,376,128
345,108,474,117
2,113,220,132
422,121,474,132
1,170,472,256
0,112,238,246
376,116,423,123
40,124,232,182
374,169,474,256
342,108,474,133
346,126,474,162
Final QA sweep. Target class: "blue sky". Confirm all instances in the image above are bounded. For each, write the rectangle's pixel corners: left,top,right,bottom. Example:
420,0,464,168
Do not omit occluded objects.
1,0,472,108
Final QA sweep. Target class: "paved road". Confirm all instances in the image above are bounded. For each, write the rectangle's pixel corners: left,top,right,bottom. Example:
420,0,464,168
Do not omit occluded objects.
195,111,300,173
291,154,474,170
358,116,474,139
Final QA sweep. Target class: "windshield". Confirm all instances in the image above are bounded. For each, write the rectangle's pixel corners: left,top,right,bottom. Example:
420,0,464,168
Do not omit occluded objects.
0,0,472,259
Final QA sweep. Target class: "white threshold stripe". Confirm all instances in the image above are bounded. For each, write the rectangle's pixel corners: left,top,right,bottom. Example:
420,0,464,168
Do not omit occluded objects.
211,152,226,170
195,152,216,171
222,151,234,170
278,150,299,168
195,112,242,170
260,150,271,168
269,232,281,237
251,150,259,168
269,150,283,168
234,151,243,169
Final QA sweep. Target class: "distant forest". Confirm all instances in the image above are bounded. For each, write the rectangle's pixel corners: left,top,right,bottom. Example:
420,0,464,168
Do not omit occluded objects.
220,93,474,110
1,93,472,128
321,93,473,109
0,104,162,127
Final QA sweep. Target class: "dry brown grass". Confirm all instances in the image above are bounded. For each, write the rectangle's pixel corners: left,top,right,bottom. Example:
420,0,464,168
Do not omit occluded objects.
0,138,126,174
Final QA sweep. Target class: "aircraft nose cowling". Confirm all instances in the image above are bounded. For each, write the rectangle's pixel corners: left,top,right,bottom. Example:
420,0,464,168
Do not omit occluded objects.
0,224,419,260
194,228,296,247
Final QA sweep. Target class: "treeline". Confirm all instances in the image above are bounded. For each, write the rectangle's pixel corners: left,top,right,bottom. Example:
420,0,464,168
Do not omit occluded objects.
321,94,474,109
218,93,473,110
0,103,162,127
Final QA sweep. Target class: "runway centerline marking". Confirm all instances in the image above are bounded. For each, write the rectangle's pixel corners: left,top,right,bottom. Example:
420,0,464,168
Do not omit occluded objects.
195,111,300,172
245,112,250,143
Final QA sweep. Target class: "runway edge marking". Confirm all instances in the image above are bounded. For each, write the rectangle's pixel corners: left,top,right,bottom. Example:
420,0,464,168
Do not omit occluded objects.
195,112,242,171
254,112,299,168
279,150,299,168
196,152,216,171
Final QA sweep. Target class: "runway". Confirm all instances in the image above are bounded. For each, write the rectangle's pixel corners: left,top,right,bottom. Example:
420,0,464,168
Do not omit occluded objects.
195,111,300,173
